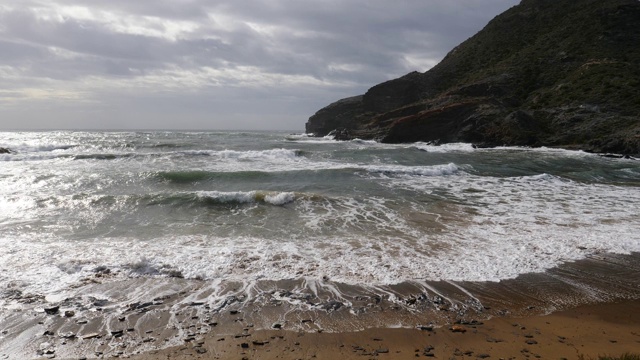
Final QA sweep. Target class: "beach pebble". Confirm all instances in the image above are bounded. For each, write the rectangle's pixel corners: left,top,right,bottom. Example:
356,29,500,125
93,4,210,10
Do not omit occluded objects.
322,300,343,311
450,325,467,333
44,306,59,315
59,332,76,339
423,344,435,357
63,310,75,317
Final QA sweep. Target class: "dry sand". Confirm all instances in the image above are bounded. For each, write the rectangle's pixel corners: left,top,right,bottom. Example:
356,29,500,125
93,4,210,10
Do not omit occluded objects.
127,299,640,360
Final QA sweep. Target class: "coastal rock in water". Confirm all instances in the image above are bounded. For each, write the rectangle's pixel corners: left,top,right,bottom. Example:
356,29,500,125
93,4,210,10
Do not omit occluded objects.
326,127,353,141
305,0,640,156
0,147,12,154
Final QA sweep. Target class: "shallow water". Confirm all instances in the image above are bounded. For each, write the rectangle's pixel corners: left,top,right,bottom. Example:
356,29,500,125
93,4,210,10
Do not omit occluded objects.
1,130,640,357
2,131,639,291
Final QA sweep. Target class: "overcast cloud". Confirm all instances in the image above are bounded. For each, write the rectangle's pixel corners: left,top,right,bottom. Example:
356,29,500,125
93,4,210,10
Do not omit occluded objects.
0,0,519,131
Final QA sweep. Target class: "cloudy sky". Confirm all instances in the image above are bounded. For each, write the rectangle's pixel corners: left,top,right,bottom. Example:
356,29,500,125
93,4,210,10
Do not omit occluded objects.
0,0,519,131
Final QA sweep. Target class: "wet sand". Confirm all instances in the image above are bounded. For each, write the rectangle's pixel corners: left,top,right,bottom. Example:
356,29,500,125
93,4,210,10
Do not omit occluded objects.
128,299,640,360
1,253,640,359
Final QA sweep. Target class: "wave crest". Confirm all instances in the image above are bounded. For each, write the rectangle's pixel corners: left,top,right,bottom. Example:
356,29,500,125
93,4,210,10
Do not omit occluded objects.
196,190,296,206
364,163,461,177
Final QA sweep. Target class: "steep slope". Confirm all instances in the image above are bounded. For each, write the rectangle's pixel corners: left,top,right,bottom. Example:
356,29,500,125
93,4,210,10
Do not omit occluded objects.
305,0,640,155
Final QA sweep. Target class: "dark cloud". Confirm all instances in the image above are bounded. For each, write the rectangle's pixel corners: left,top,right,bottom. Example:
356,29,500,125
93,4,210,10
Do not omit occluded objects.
0,0,519,130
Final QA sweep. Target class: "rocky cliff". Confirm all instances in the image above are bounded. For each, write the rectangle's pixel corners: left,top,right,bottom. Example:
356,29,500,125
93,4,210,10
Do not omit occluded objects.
305,0,640,155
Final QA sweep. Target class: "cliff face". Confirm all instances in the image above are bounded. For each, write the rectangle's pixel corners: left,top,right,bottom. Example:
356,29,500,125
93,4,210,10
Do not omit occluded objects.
305,0,640,155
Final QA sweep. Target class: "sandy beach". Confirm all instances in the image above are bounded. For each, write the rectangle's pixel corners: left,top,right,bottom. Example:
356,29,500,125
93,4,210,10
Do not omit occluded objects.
2,253,638,359
126,299,640,360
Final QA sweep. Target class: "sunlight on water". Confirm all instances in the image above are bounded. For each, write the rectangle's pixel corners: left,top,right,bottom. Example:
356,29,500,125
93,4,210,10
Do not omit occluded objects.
1,131,639,307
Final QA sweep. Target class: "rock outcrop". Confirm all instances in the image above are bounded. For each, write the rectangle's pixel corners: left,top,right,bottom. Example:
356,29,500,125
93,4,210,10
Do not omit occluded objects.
305,0,640,156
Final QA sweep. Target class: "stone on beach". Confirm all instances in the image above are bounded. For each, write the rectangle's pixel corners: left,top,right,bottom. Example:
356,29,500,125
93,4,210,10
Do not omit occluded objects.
44,306,60,315
450,325,467,333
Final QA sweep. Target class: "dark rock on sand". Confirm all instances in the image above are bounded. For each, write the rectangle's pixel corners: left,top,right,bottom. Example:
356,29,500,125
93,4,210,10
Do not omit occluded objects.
306,0,640,156
322,300,344,311
44,306,59,315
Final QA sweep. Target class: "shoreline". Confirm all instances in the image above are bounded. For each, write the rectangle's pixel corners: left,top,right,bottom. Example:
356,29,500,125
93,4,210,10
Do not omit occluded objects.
127,299,640,360
1,252,639,359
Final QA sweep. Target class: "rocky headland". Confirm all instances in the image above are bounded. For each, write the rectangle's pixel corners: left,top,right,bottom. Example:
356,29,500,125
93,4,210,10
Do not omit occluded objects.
306,0,640,156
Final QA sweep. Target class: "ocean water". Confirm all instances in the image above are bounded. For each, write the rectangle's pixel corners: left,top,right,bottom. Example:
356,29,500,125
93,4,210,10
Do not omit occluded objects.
1,130,640,314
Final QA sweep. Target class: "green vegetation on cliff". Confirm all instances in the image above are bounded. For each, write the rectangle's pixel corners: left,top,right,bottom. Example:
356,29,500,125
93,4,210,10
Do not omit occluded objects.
306,0,640,155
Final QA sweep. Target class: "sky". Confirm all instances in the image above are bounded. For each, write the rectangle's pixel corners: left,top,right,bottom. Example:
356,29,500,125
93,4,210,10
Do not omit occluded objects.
0,0,519,131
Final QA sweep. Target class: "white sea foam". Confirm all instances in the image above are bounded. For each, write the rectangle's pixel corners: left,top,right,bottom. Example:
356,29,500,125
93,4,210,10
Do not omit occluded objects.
412,142,476,152
364,163,461,177
2,131,640,315
284,136,339,144
196,190,296,205
217,148,299,160
284,133,315,140
264,192,296,205
408,142,600,157
5,143,77,153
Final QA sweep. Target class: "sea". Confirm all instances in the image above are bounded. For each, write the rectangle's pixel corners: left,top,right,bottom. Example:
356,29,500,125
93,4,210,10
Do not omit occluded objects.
1,130,640,355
